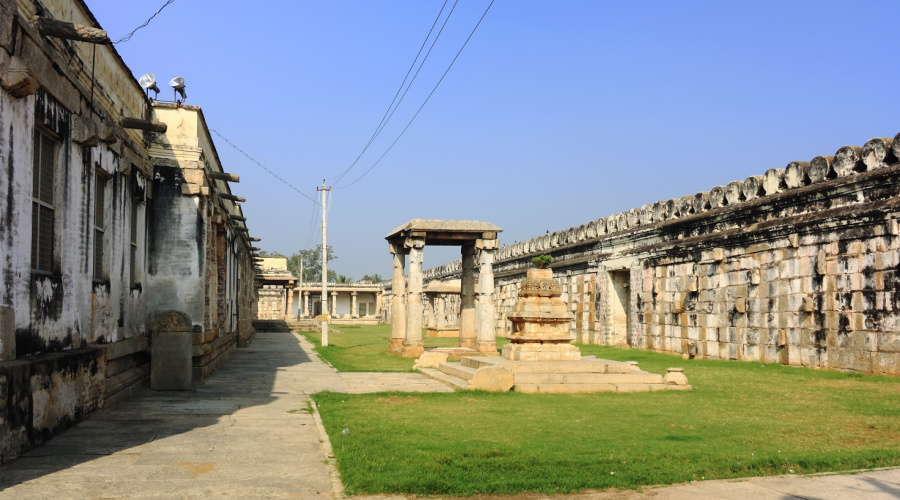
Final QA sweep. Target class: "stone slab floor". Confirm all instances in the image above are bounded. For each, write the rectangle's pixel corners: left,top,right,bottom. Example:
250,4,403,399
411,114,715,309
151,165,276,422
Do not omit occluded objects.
0,330,449,499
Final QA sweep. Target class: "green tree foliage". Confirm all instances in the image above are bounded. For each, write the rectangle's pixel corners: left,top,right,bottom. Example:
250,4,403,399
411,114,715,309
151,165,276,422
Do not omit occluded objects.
531,254,552,269
360,274,383,283
287,245,336,282
258,250,286,258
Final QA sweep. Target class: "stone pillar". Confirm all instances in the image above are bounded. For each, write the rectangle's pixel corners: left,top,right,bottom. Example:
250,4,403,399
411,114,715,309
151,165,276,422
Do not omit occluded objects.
303,292,310,318
403,239,425,357
425,295,435,329
351,291,358,319
331,291,338,316
389,246,406,351
375,291,383,320
459,243,477,349
436,296,446,329
476,246,498,354
285,286,294,320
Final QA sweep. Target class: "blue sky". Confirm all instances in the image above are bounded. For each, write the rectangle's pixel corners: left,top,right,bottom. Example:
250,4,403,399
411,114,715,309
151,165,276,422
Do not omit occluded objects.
86,0,900,280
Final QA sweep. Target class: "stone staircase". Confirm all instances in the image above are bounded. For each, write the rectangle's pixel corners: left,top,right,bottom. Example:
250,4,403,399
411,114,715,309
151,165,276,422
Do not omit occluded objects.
419,355,690,393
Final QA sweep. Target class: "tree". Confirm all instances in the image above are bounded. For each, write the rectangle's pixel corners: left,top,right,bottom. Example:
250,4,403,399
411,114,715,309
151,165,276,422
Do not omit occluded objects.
258,250,286,258
287,245,336,282
360,274,383,283
337,275,352,283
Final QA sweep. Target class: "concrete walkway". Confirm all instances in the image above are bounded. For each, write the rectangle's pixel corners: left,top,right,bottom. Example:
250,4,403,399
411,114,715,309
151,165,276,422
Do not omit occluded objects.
1,329,898,499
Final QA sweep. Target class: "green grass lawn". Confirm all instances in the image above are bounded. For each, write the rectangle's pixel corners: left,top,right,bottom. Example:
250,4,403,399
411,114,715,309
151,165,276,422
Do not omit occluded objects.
307,325,900,496
297,324,508,372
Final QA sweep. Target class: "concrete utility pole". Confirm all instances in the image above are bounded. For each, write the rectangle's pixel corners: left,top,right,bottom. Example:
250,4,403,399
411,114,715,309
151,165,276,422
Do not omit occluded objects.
318,180,331,346
299,253,304,317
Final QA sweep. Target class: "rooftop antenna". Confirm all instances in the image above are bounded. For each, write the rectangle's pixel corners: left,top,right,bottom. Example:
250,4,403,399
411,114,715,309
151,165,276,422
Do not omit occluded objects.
169,76,187,102
139,73,160,100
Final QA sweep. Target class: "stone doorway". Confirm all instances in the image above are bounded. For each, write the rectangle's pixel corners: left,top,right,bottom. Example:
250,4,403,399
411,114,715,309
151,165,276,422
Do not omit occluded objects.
609,270,632,345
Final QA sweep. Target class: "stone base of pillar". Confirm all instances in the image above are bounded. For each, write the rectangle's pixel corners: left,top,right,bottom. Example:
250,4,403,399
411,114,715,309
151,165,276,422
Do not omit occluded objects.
388,338,404,350
501,343,581,362
400,343,424,358
459,338,476,349
475,340,500,356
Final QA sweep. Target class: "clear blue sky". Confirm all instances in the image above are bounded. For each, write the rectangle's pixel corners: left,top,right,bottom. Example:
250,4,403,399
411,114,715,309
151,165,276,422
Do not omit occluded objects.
86,0,900,280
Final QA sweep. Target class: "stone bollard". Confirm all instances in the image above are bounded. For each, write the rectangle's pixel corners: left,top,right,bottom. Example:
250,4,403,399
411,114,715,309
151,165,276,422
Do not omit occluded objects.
413,351,449,370
151,311,193,390
664,367,689,385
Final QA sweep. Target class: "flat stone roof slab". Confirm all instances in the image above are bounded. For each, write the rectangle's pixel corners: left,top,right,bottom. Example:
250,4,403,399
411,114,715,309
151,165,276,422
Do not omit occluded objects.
386,219,502,245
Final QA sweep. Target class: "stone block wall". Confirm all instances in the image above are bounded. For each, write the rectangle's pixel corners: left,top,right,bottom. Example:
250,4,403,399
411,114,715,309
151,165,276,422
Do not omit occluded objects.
410,133,900,375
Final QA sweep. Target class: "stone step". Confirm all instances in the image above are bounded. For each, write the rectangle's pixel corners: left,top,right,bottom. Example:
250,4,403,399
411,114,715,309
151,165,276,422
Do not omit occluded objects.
514,383,687,394
513,372,664,385
418,368,468,390
460,356,634,374
438,362,478,381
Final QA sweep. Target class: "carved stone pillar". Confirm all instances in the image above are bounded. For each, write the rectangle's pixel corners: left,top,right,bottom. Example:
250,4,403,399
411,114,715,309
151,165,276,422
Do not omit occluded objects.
303,292,310,318
375,290,383,320
285,286,294,320
436,295,446,328
403,238,425,357
459,243,476,349
476,245,498,354
331,291,338,316
389,245,406,351
351,291,358,319
424,295,435,329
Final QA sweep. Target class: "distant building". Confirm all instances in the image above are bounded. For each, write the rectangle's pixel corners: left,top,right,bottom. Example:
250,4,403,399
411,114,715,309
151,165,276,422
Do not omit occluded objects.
254,258,383,324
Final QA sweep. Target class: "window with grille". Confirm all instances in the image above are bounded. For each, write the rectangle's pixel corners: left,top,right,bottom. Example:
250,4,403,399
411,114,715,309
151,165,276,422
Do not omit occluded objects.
130,197,139,285
93,171,107,281
31,129,56,272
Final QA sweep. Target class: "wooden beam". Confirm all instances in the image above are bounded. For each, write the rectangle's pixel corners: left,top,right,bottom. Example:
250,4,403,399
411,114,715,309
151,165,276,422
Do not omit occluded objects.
121,117,167,133
220,193,246,202
38,17,110,44
209,172,239,182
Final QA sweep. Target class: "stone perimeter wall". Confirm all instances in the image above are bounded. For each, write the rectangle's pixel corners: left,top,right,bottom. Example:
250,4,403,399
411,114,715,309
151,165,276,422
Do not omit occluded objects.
412,133,900,375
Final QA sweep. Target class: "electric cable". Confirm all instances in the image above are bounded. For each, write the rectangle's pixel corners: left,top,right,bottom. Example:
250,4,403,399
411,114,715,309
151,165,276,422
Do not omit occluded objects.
332,0,452,185
334,0,495,189
210,129,320,206
113,0,177,44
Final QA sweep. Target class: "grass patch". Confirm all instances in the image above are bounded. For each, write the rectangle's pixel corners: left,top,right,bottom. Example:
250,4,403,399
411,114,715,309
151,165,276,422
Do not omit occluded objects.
297,324,508,372
312,343,900,496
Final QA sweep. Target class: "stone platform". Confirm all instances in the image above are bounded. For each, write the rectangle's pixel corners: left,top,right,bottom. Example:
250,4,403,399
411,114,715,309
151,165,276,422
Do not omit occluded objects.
420,355,691,393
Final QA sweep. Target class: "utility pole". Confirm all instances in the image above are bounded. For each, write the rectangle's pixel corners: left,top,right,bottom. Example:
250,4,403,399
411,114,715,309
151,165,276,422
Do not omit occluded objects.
299,253,304,317
318,180,331,346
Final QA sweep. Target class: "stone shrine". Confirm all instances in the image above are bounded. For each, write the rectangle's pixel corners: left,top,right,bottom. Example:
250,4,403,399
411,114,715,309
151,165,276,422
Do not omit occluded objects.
419,263,691,393
503,267,580,361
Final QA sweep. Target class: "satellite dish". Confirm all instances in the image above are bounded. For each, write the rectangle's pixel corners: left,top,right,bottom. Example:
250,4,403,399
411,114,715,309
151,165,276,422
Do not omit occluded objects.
169,76,187,101
139,73,160,95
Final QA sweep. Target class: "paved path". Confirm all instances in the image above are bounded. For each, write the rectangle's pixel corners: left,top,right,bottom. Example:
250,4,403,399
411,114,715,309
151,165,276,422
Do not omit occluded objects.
1,329,898,499
0,330,447,499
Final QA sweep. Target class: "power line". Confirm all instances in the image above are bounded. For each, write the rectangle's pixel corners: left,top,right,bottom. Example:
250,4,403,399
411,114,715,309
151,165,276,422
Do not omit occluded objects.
113,0,177,44
334,0,495,189
210,129,320,206
332,0,452,185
